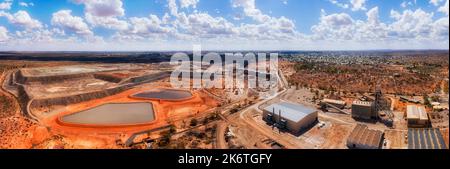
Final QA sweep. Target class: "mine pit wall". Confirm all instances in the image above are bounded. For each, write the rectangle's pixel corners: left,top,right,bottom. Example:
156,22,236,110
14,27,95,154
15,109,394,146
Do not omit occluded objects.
14,80,35,120
29,84,133,109
93,74,123,83
121,71,171,85
7,69,171,118
1,70,20,97
28,72,171,109
15,69,94,85
8,71,14,87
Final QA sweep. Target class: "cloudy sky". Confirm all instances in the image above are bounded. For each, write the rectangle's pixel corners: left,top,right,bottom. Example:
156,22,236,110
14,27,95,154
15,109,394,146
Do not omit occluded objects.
0,0,448,51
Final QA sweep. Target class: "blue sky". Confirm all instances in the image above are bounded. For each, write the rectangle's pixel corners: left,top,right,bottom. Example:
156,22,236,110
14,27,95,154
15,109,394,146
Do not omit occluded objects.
0,0,448,51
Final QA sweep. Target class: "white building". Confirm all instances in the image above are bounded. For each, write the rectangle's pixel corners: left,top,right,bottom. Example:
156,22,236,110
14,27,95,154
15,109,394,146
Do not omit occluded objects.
407,105,429,128
262,102,318,133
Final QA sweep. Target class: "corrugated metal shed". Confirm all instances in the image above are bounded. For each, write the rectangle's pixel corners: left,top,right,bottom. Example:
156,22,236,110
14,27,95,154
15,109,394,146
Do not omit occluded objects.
347,124,384,149
408,128,447,149
407,105,428,121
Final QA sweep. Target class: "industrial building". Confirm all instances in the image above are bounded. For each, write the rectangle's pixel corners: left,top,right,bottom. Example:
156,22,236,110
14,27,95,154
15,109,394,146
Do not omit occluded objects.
351,101,376,120
347,124,384,149
263,102,318,133
408,128,447,149
406,105,429,128
321,99,346,109
400,96,422,104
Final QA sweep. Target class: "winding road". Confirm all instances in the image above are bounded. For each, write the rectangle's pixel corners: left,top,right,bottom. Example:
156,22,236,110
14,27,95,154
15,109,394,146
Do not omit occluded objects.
0,71,21,117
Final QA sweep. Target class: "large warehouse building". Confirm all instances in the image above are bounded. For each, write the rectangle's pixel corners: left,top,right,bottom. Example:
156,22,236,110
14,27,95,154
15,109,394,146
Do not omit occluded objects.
263,102,318,133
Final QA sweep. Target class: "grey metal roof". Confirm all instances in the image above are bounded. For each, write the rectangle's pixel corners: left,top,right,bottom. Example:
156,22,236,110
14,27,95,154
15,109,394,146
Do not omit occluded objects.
408,128,447,149
263,102,316,122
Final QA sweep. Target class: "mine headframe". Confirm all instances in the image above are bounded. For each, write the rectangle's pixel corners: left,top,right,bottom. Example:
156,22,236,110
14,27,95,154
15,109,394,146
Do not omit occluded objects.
374,85,382,112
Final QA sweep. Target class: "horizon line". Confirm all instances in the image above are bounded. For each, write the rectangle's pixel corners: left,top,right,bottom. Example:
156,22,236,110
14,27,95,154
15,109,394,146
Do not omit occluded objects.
1,49,449,53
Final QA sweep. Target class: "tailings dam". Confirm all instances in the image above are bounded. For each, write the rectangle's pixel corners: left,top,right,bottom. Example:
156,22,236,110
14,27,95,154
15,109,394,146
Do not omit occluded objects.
131,89,193,101
59,102,155,126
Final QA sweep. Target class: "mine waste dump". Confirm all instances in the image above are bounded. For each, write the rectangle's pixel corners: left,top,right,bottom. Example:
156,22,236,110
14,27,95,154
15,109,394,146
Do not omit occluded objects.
59,102,155,126
131,89,193,101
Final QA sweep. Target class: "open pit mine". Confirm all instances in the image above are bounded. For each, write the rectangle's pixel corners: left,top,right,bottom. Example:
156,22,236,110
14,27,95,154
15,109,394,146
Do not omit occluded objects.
0,62,219,149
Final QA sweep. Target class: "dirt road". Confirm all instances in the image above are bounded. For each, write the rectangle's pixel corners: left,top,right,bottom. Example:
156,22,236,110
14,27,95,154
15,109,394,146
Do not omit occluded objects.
0,71,21,117
215,121,228,149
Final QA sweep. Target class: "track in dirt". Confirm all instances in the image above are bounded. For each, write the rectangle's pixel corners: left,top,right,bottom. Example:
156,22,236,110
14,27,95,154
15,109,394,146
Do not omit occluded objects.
0,71,21,118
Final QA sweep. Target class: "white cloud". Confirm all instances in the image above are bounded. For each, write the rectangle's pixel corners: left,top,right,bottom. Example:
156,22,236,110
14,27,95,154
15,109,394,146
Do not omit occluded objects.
129,15,173,34
19,2,34,7
389,9,434,38
51,10,93,36
438,0,449,15
184,12,236,37
328,0,366,11
0,10,43,30
329,0,349,9
311,6,448,44
165,0,238,39
179,0,199,9
237,16,297,40
85,13,129,30
350,0,367,11
388,8,448,41
428,0,448,15
1,0,448,50
73,0,125,17
311,11,355,40
230,0,298,40
0,26,9,42
401,1,413,8
432,17,449,39
0,0,12,10
72,0,130,31
430,0,444,6
168,0,179,17
232,0,270,22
